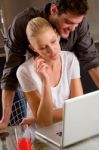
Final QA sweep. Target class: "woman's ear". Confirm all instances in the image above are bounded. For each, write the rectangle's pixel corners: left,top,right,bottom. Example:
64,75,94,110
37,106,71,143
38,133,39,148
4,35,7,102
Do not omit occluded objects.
29,44,39,57
29,44,35,51
50,4,58,16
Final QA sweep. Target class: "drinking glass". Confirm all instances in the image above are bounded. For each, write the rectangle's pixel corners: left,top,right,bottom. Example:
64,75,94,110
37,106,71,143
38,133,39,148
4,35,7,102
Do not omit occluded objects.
15,125,32,150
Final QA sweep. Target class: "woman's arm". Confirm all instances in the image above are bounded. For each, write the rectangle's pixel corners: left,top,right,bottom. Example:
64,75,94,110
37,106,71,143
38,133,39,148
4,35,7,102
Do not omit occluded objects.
52,79,83,123
53,108,63,123
17,58,55,126
24,79,53,126
25,90,63,126
69,78,83,98
52,78,83,123
37,79,53,126
24,58,54,126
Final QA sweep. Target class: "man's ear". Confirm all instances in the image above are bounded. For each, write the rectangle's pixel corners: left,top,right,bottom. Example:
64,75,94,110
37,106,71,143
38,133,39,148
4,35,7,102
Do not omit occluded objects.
50,4,58,16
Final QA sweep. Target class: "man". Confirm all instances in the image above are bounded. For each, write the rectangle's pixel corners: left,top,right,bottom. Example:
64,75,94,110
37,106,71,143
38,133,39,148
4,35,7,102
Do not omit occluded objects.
0,0,99,129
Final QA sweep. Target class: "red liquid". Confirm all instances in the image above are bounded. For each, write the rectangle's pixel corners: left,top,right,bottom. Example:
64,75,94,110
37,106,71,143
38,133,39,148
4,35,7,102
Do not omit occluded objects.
17,138,32,150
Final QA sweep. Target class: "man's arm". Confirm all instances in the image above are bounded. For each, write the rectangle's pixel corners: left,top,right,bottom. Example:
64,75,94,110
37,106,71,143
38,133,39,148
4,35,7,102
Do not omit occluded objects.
75,17,99,88
0,9,28,129
0,90,15,129
89,67,99,88
0,8,41,129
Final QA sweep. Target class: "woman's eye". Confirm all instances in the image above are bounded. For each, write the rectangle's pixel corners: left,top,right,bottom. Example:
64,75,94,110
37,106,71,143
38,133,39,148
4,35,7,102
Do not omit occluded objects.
40,46,47,50
51,40,56,44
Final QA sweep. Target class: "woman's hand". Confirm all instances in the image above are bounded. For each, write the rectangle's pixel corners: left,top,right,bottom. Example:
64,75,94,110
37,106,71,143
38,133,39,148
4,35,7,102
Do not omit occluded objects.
20,116,36,126
35,57,49,82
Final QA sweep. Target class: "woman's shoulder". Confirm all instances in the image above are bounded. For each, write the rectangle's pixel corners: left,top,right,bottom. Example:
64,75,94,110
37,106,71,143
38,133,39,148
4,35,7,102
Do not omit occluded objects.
17,58,34,75
61,51,79,68
61,51,77,59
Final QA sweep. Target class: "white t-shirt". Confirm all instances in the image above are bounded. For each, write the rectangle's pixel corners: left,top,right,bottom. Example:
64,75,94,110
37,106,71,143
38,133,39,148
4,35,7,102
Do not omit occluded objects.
17,51,80,110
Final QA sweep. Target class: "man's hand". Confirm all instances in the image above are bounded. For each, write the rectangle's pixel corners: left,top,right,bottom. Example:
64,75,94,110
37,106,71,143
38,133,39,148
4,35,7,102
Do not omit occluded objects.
89,67,99,88
0,119,8,129
0,90,15,129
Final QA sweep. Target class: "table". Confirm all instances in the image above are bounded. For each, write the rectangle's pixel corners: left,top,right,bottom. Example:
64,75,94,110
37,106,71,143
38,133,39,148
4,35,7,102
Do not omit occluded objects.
0,126,99,150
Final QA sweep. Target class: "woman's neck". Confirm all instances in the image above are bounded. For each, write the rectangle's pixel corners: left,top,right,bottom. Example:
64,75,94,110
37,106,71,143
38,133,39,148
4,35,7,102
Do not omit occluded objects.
34,55,61,70
47,55,62,87
47,56,61,70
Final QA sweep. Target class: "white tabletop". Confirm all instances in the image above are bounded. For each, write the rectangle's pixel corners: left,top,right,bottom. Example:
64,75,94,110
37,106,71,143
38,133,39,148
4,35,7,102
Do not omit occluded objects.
0,126,99,150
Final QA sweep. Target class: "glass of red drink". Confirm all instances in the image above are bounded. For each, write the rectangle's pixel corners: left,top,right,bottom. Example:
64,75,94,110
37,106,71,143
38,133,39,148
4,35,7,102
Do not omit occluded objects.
15,125,32,150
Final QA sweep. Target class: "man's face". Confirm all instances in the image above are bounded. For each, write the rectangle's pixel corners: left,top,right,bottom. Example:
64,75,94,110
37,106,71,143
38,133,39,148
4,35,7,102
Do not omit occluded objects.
50,7,84,39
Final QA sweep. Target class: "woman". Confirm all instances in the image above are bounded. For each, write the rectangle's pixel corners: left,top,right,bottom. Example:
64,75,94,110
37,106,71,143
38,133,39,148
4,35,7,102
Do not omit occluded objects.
17,17,83,126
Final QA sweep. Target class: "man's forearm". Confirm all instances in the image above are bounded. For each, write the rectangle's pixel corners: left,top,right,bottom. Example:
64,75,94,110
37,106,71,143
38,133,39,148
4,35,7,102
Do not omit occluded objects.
1,90,15,124
89,66,99,88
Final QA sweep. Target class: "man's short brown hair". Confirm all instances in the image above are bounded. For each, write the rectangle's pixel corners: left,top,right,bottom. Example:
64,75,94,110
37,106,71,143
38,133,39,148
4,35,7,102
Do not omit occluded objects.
55,0,88,15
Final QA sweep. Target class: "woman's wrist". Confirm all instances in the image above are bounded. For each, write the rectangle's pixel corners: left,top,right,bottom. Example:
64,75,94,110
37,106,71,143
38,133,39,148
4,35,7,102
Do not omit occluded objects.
42,76,50,85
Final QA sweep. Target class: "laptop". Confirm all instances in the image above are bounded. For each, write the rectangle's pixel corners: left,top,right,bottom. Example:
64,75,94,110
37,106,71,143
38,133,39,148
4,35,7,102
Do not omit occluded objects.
35,90,99,148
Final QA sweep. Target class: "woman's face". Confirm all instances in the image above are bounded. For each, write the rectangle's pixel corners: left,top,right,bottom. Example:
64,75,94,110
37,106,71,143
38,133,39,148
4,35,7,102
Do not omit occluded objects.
30,28,61,61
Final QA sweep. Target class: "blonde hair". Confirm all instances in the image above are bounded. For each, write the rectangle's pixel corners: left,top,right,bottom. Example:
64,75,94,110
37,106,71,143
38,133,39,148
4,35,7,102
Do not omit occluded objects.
26,17,53,41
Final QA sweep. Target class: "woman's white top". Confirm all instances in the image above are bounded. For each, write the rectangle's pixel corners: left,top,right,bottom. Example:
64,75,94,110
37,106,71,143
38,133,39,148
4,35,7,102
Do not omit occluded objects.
17,51,80,109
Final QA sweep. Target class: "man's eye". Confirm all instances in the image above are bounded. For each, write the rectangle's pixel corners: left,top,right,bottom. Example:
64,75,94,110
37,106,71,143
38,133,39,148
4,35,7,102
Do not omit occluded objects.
65,20,70,24
64,18,72,25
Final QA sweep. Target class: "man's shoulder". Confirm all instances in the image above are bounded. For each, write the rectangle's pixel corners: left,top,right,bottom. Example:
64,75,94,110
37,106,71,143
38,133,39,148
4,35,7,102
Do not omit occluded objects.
77,16,89,32
10,7,42,43
13,7,41,26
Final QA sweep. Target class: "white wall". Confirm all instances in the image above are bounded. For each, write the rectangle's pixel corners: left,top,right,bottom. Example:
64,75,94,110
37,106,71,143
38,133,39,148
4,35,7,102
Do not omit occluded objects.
87,0,99,42
0,0,50,28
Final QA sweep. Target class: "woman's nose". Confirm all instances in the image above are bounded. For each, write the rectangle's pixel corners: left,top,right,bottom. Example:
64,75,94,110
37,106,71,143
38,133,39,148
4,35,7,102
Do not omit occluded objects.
47,46,54,54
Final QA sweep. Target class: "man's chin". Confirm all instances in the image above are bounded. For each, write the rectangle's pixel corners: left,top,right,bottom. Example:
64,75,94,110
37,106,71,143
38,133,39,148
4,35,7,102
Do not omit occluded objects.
61,33,70,39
